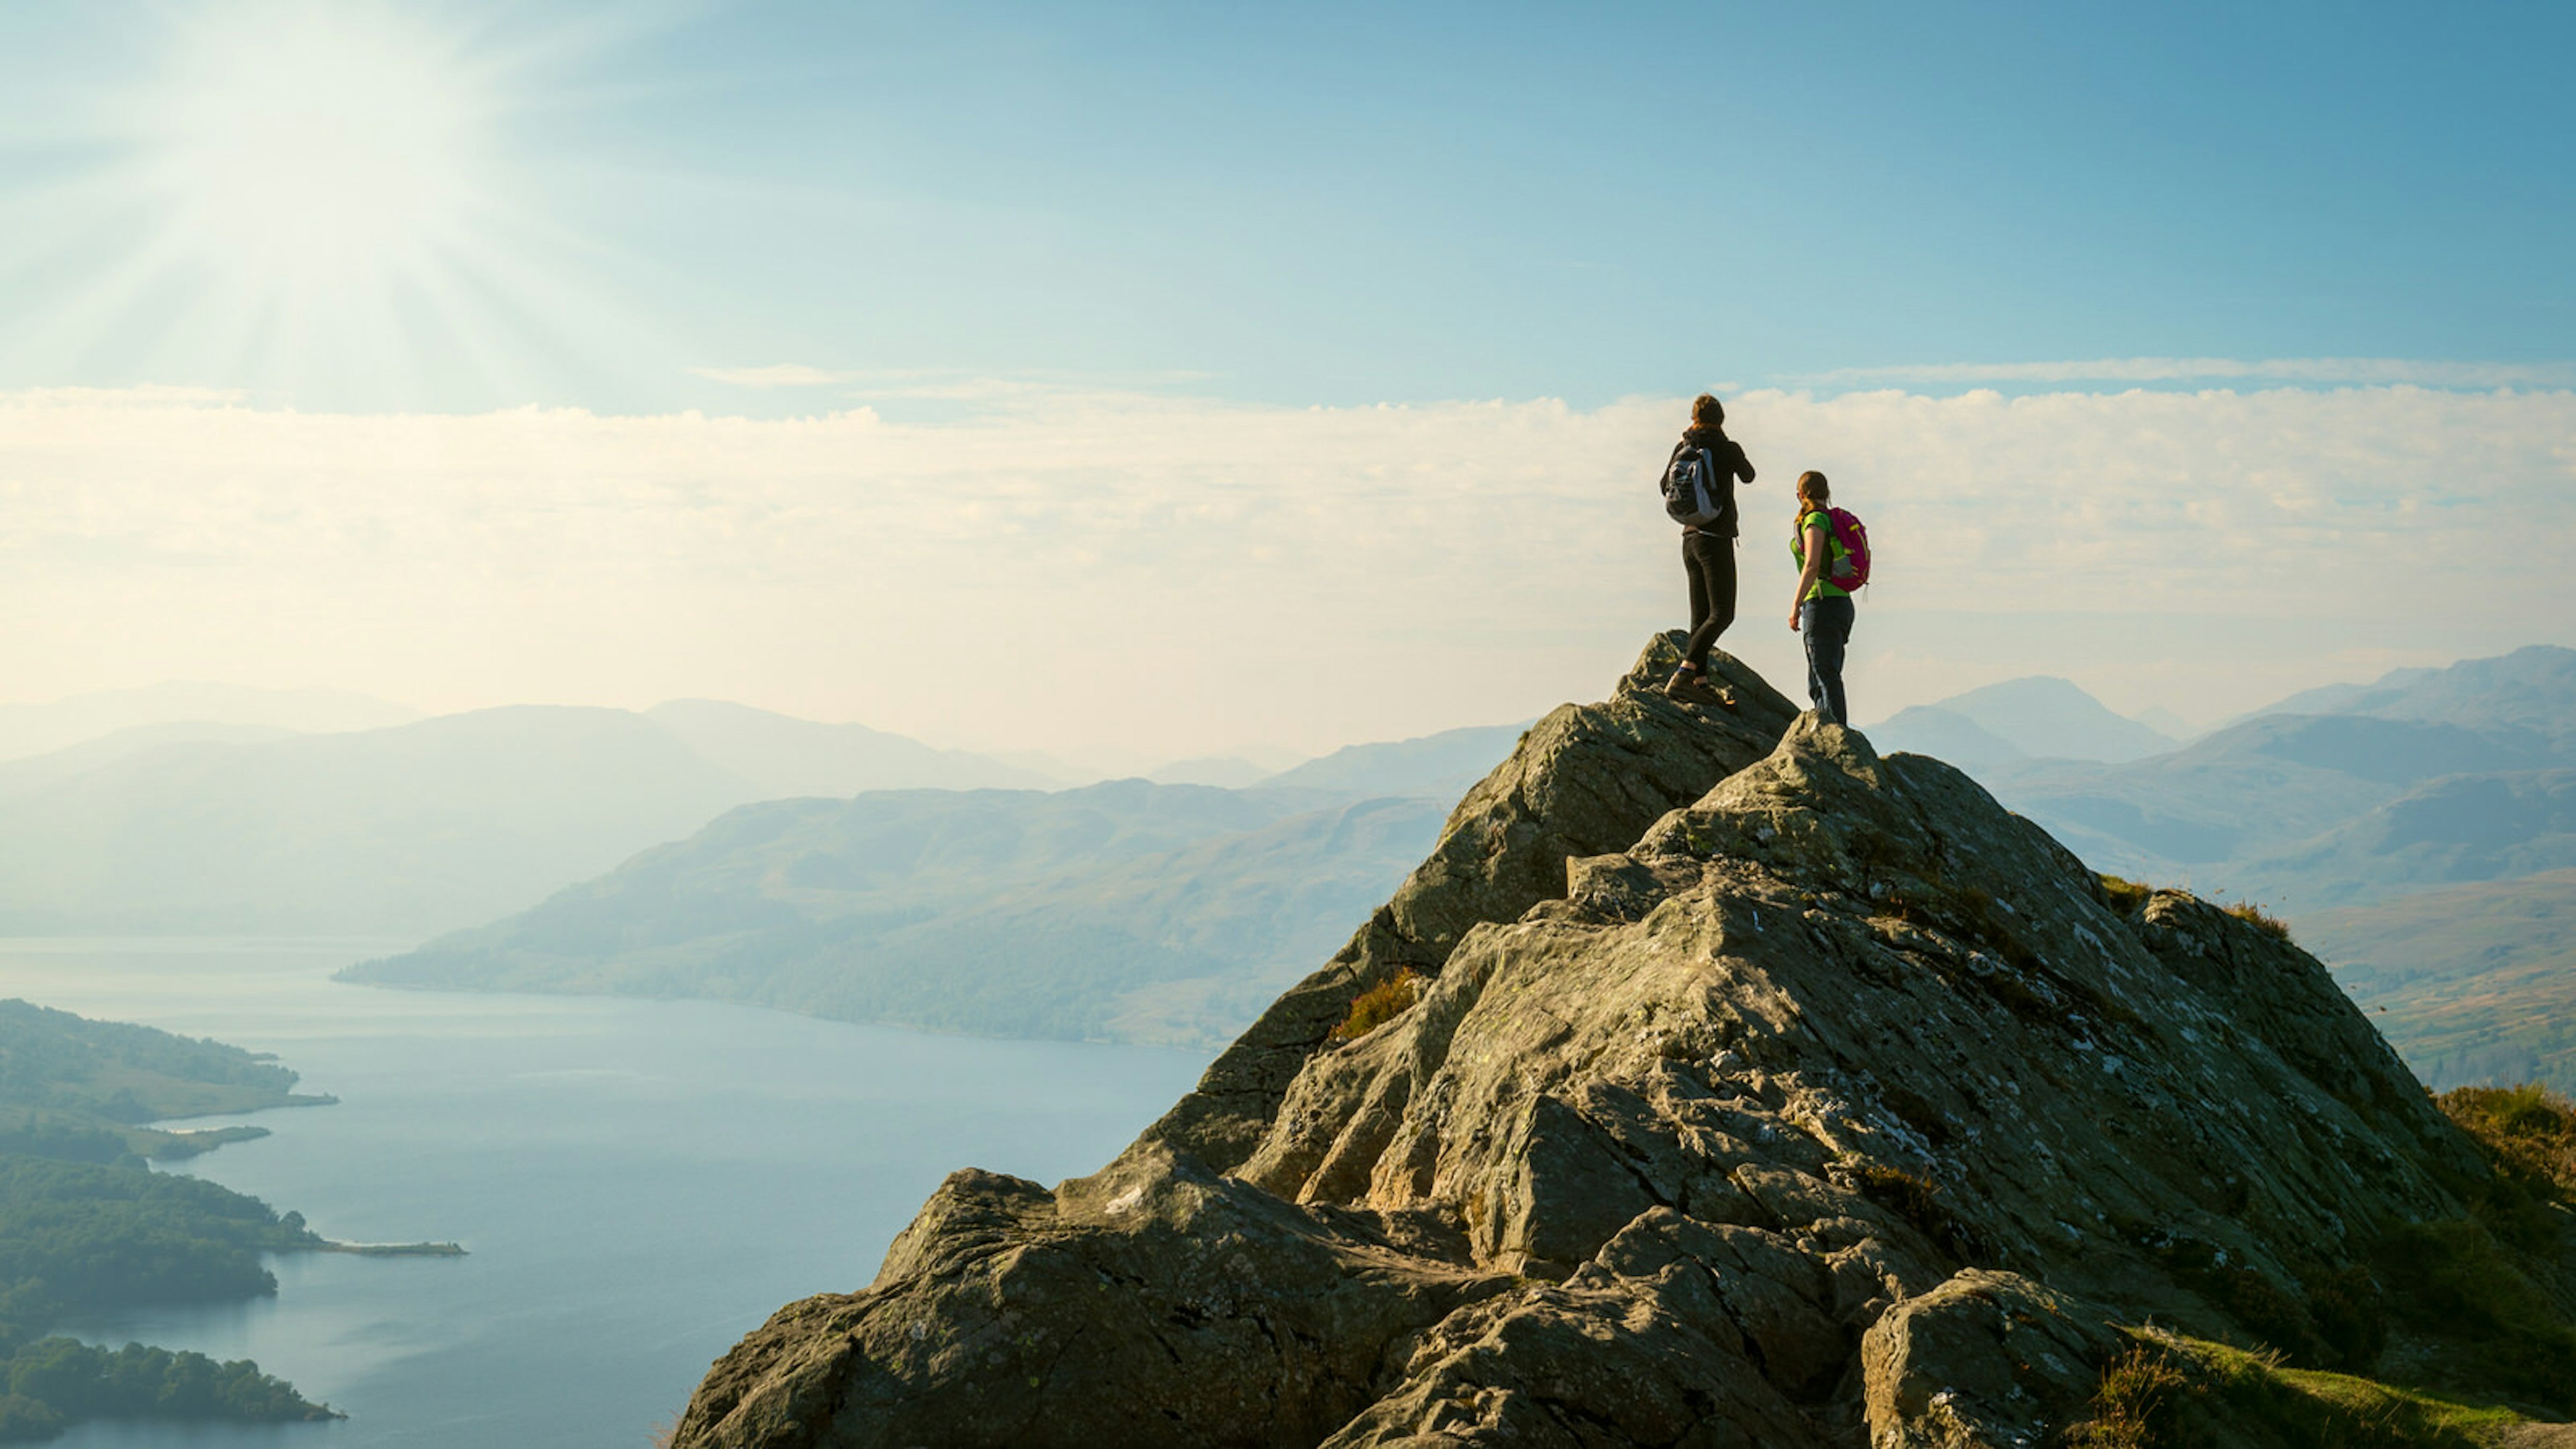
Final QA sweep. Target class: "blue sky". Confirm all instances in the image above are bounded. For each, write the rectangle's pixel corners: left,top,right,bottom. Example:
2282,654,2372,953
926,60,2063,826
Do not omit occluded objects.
1,1,2571,759
3,1,2569,414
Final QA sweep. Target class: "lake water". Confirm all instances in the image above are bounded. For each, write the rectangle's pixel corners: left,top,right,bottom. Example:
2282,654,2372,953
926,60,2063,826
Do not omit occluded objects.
0,938,1212,1448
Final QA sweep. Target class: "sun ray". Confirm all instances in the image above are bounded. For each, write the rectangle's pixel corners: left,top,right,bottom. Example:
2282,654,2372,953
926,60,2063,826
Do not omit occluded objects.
0,1,684,411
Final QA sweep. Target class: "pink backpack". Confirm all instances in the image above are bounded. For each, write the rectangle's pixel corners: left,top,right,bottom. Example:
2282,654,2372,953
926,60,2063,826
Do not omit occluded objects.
1796,507,1872,590
1826,507,1870,590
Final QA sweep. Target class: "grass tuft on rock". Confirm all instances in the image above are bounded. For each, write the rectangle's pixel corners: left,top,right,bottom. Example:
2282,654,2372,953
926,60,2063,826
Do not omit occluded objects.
2097,873,2153,914
2224,898,2293,941
2059,1345,2187,1447
2057,1332,2524,1448
1328,971,1419,1045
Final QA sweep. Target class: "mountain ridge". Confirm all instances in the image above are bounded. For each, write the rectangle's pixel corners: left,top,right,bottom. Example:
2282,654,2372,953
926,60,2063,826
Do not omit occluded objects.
669,636,2576,1447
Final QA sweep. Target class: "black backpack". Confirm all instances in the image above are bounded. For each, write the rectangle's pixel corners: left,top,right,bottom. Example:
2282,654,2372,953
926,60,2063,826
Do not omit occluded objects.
1662,445,1724,527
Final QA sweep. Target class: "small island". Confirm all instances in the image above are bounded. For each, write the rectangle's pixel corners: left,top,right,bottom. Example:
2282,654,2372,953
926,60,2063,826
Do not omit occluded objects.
0,998,457,1442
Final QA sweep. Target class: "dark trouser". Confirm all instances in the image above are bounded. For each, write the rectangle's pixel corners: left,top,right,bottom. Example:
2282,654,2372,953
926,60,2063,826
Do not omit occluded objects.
1680,532,1736,671
1801,593,1856,724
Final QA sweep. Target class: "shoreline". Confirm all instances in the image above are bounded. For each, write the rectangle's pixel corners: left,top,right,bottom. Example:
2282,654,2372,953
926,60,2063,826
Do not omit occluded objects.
311,1240,468,1258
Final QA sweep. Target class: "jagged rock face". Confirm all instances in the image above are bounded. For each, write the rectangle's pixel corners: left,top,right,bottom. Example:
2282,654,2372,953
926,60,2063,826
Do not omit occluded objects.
672,641,2503,1449
1146,636,1801,1173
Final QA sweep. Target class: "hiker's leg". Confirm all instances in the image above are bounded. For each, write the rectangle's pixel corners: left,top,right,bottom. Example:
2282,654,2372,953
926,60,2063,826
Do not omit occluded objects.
1804,596,1854,724
1680,535,1713,670
1681,535,1733,671
1801,600,1827,714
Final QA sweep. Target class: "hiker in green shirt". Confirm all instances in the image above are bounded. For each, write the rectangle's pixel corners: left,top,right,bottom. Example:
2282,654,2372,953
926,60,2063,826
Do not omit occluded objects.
1788,470,1857,725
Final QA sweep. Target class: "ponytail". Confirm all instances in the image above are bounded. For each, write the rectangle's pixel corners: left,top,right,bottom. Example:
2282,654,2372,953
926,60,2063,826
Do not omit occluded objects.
1796,470,1830,521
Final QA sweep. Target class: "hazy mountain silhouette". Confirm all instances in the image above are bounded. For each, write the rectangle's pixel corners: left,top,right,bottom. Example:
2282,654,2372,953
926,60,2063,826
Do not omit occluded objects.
1256,720,1532,800
0,707,748,934
1867,676,2174,765
0,682,418,762
1981,649,2576,903
347,781,1448,1045
0,721,300,799
644,698,1050,796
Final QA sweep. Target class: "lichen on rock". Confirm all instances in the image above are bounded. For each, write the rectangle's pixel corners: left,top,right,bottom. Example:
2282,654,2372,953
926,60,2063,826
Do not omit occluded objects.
670,637,2575,1448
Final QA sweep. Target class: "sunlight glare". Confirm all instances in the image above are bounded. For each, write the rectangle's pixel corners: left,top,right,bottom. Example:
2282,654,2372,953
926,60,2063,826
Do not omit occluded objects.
142,5,492,293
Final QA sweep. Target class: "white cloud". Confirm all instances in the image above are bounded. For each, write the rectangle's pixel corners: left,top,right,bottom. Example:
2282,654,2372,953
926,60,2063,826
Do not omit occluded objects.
1796,357,2576,390
688,363,863,388
2,383,2569,756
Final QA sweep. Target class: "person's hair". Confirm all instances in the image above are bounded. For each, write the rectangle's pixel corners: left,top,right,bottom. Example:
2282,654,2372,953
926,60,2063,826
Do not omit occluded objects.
1690,393,1725,430
1796,470,1831,508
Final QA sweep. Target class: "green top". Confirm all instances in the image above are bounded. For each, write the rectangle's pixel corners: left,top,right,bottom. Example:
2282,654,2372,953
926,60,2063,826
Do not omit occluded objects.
1792,509,1849,601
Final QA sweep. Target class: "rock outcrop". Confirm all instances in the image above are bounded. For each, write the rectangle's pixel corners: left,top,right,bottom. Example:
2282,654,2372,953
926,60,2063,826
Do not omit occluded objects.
672,637,2572,1448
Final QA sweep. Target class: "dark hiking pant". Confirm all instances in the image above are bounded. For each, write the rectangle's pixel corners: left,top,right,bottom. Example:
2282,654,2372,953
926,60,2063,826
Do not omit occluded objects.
1681,532,1736,672
1801,594,1856,725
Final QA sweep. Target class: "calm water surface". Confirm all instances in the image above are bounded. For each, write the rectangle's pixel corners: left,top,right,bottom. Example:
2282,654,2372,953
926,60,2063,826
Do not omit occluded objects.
0,938,1211,1449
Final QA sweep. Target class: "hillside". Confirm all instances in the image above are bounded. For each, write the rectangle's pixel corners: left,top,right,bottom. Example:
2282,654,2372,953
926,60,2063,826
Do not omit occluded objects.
670,637,2576,1448
0,1003,356,1440
2312,869,2576,1094
1972,648,2576,910
0,999,334,1162
343,782,1450,1045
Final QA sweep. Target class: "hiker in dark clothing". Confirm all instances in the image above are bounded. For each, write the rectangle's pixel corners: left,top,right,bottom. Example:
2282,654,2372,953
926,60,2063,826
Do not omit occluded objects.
1660,393,1756,706
1789,470,1857,725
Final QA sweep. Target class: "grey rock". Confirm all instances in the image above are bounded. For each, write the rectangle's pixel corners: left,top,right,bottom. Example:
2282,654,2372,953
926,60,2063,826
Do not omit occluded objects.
1860,1270,2123,1449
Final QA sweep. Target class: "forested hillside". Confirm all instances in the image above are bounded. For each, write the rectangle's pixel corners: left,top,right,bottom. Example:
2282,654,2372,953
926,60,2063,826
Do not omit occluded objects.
0,1004,347,1440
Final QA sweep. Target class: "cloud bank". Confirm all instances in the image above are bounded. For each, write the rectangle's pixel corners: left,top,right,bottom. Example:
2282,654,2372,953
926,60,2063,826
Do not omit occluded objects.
3,382,2569,756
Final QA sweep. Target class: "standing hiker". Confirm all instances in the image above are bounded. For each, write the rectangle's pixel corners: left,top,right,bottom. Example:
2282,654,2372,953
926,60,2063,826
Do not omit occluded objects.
1658,393,1757,706
1788,470,1866,726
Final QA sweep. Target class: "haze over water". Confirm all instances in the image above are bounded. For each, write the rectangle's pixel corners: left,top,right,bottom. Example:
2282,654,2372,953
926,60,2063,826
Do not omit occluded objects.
3,939,1208,1449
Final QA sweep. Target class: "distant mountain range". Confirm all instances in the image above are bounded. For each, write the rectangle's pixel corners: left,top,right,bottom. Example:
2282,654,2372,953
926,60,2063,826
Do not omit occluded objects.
17,653,2576,1090
1894,647,2576,1095
1257,720,1534,800
1868,676,2176,767
641,698,1055,796
0,706,752,934
0,692,1063,934
0,686,1520,941
0,682,419,761
344,782,1452,1046
1973,647,2576,911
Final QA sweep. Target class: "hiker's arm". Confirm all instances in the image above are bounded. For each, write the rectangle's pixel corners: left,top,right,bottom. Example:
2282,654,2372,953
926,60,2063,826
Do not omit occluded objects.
1789,522,1827,629
1734,445,1756,484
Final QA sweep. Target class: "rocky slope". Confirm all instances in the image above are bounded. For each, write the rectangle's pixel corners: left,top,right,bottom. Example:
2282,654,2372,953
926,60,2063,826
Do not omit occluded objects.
669,637,2576,1448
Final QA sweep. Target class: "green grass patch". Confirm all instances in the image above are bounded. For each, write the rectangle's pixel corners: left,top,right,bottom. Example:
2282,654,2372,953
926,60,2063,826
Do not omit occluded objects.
2058,1332,2526,1448
2378,1218,2576,1407
1328,971,1419,1045
2098,873,2153,914
2440,1082,2576,1200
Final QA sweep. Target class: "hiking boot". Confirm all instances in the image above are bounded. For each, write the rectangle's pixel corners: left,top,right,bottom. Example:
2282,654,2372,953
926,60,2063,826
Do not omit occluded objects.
1664,670,1729,708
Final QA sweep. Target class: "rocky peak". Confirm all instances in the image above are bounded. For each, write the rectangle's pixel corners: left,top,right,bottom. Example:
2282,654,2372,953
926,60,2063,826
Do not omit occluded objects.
671,637,2572,1448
